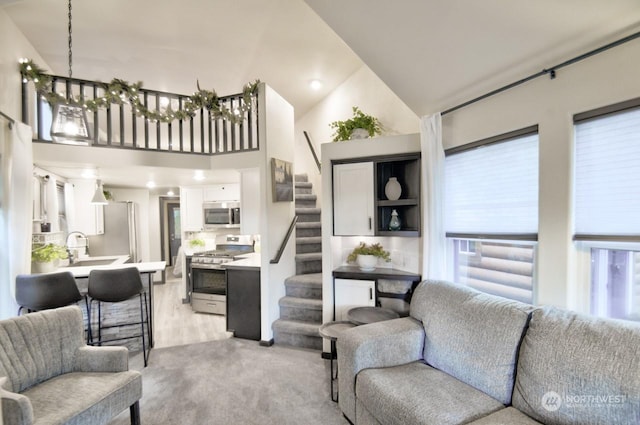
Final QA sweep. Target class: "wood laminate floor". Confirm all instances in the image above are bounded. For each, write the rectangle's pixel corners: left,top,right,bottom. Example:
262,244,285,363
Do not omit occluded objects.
152,268,232,348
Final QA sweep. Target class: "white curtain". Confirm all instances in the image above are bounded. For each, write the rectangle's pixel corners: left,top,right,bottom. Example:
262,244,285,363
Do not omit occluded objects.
0,121,33,319
420,113,446,280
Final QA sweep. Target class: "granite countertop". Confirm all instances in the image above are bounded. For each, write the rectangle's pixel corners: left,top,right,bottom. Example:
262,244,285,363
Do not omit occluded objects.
224,252,261,270
56,255,166,277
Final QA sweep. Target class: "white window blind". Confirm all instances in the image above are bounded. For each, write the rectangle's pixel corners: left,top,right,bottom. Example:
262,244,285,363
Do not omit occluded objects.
574,107,640,238
444,133,539,236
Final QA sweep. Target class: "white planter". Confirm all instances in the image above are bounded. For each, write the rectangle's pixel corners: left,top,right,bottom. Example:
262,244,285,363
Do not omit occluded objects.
356,254,378,271
350,128,369,140
32,260,58,273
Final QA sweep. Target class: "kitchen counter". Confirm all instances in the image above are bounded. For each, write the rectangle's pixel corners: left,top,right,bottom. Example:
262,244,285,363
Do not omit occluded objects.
57,256,166,278
224,252,261,270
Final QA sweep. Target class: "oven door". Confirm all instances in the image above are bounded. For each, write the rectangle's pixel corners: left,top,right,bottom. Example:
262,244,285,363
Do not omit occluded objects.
191,264,227,295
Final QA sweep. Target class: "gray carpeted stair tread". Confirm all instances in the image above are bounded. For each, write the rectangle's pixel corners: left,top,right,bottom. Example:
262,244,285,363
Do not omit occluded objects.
285,273,322,287
296,222,321,229
295,252,322,261
295,193,316,201
295,181,312,188
279,296,322,309
296,207,321,215
294,174,309,183
296,236,321,244
273,319,321,336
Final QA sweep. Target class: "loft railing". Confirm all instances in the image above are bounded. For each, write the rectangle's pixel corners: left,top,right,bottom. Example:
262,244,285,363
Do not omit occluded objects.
21,75,259,155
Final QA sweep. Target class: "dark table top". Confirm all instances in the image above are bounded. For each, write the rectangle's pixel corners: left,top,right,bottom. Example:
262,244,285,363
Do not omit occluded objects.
333,265,421,281
319,321,357,341
347,306,400,325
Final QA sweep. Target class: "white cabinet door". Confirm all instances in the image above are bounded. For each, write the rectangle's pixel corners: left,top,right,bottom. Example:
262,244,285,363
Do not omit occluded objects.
69,179,105,235
240,169,260,235
181,187,204,231
333,162,374,235
334,278,375,321
204,184,240,202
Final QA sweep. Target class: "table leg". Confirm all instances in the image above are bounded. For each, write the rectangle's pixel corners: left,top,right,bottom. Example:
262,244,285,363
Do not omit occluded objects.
330,339,338,402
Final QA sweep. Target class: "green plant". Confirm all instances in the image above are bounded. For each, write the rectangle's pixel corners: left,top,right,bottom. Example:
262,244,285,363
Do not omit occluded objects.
31,243,68,263
189,238,205,248
330,106,383,142
347,242,390,263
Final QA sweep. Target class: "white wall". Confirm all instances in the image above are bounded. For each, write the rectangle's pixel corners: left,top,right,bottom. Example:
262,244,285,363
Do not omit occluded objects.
295,65,420,207
259,84,296,343
441,38,640,311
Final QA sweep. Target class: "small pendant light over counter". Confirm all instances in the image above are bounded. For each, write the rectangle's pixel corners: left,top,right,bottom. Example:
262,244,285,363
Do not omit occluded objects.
91,180,108,205
50,0,92,145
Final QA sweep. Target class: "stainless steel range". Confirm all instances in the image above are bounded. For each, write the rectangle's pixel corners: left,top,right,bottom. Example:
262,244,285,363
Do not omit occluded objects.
190,235,253,315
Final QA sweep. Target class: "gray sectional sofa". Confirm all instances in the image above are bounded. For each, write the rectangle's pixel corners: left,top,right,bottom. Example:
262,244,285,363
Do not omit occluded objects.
0,306,142,425
337,279,640,425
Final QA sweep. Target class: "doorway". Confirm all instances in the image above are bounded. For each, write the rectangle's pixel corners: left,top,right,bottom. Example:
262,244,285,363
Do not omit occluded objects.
160,197,181,267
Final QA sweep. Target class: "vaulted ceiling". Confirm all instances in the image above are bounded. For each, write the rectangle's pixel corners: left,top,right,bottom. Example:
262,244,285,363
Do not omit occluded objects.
3,0,639,189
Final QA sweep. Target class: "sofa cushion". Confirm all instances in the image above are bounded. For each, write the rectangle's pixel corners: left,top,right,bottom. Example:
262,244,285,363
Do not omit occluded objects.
513,307,640,425
22,371,142,425
409,280,534,404
466,407,542,424
356,361,505,425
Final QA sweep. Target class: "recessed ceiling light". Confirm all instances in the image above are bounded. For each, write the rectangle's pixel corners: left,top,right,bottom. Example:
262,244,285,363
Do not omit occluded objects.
309,79,322,90
194,170,205,181
146,181,156,189
167,190,175,196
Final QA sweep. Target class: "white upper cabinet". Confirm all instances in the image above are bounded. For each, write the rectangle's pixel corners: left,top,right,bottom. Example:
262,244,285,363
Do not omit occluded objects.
181,187,204,232
333,162,374,236
204,184,240,202
68,179,104,236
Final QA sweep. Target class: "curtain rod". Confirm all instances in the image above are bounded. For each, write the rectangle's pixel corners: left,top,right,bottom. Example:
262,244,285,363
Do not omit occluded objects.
0,110,16,129
441,30,640,116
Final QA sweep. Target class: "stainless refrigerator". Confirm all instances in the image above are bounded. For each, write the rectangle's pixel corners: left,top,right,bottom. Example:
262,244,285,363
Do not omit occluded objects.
88,202,138,262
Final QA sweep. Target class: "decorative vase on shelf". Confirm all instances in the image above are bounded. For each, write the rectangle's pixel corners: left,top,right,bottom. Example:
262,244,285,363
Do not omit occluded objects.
389,209,401,231
350,128,369,140
384,177,402,200
356,254,377,271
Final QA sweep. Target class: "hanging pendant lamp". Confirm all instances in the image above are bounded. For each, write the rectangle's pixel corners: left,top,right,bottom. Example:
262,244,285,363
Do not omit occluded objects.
91,180,109,205
50,0,92,145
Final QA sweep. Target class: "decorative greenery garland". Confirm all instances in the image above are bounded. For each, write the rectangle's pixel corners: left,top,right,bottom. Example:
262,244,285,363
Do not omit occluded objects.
19,58,260,124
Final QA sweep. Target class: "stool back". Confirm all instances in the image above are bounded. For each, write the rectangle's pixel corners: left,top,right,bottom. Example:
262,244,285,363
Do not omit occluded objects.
88,267,144,303
16,271,82,312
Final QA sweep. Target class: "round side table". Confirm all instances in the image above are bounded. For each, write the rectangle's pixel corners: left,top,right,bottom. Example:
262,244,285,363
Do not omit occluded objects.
346,306,400,326
319,321,356,402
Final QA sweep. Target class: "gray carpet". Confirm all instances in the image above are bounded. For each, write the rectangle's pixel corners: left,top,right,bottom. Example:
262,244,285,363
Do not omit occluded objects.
108,338,347,425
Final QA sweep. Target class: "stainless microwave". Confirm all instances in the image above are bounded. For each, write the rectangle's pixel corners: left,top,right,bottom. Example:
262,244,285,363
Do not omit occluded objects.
203,201,240,229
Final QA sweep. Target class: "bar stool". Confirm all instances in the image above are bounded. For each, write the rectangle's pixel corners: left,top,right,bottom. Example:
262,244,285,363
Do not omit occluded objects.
87,267,150,367
15,271,83,315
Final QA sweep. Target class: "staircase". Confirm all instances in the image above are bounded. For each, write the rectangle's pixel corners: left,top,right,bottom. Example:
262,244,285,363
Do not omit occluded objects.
272,174,323,350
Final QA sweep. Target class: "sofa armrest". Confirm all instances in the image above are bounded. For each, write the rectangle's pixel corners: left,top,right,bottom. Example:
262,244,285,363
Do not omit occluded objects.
337,317,425,423
73,345,129,373
1,377,33,425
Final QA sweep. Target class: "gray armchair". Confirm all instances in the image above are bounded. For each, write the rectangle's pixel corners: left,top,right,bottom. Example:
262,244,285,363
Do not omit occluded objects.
0,305,142,425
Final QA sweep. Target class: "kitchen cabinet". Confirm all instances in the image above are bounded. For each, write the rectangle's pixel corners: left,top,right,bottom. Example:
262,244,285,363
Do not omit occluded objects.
69,179,104,235
334,278,375,321
332,153,421,237
181,187,204,231
204,184,240,202
240,169,260,235
333,162,374,236
226,268,261,340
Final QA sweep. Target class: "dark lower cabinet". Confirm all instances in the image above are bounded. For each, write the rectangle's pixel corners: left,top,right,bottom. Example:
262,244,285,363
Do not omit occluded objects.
226,268,261,341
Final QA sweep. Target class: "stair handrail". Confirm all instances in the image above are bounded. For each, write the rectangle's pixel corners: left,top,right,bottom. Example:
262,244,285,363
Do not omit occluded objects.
303,131,321,173
270,215,299,264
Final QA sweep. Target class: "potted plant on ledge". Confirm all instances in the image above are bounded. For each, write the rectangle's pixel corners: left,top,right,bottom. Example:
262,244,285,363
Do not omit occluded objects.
31,243,68,273
347,242,391,271
330,106,383,142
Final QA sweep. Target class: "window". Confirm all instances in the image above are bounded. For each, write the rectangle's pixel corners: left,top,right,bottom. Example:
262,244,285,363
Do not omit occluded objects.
445,126,539,303
574,98,640,321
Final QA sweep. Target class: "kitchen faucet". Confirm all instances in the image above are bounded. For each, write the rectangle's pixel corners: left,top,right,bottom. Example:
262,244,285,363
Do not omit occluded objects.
66,231,89,264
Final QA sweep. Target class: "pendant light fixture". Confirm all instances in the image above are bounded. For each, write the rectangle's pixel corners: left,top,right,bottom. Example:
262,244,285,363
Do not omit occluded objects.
91,179,109,205
50,0,92,145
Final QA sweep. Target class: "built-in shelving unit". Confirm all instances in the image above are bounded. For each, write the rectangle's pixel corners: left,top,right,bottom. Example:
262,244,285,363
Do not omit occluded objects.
375,154,421,236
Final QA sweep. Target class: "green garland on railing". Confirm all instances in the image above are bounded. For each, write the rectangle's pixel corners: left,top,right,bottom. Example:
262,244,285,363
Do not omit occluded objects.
19,58,260,124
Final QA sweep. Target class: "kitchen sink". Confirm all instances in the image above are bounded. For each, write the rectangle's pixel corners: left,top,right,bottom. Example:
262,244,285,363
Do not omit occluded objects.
66,259,116,267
